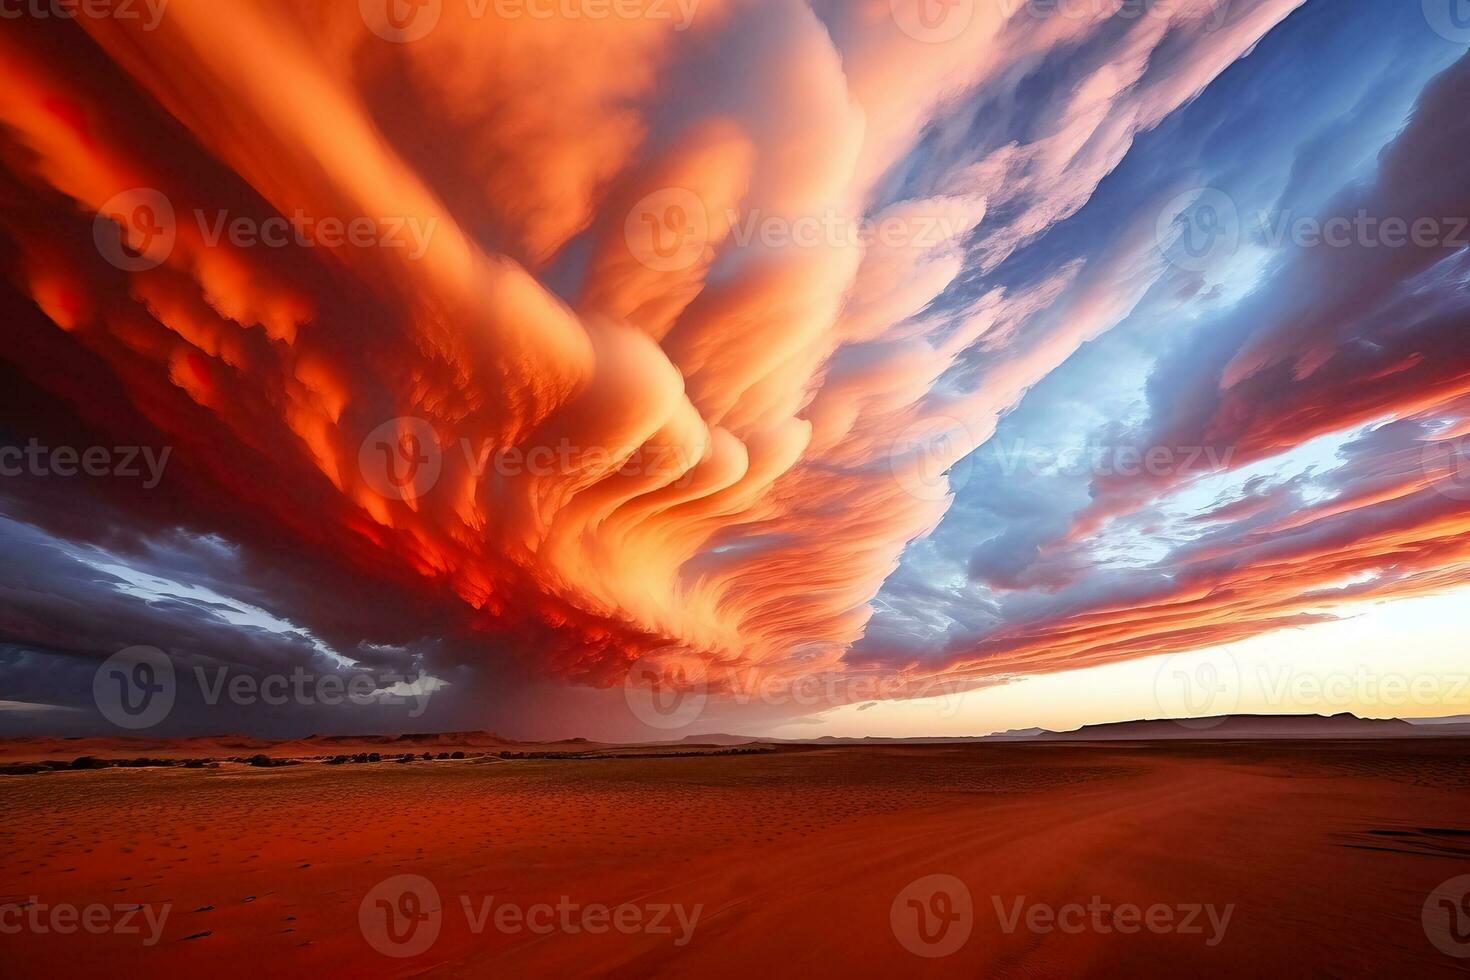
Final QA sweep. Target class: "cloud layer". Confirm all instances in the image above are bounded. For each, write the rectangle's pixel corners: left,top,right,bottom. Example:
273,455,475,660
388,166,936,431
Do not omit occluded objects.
1,0,1464,736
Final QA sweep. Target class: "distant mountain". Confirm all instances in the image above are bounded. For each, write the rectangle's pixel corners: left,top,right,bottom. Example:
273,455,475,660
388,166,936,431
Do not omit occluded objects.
635,715,1470,748
676,734,762,746
6,716,1468,765
1012,713,1470,741
986,728,1047,739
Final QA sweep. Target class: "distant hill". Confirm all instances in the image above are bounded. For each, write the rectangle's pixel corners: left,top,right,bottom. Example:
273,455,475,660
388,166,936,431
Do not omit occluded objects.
675,734,763,746
665,715,1470,746
5,715,1468,765
1006,713,1470,741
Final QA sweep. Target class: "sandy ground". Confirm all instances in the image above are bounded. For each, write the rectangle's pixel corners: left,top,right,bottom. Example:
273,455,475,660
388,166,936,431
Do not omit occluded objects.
2,741,1468,977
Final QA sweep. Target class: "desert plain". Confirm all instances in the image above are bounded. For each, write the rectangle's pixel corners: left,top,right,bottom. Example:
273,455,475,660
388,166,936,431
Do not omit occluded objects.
2,738,1469,977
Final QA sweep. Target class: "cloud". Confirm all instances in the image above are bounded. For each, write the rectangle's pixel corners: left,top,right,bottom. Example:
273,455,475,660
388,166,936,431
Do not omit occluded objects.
900,42,1470,686
5,0,1420,737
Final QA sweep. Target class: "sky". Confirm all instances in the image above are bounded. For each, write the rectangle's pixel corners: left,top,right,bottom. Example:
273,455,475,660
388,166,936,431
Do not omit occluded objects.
0,0,1467,740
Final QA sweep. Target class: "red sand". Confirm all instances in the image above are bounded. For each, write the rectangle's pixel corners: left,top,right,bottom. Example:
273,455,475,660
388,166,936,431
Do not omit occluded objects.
3,741,1468,977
